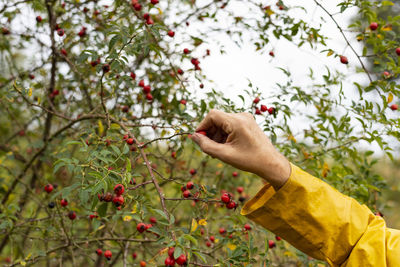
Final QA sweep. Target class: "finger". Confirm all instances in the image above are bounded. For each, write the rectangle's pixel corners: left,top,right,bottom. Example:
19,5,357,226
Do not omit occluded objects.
195,109,233,134
191,132,230,159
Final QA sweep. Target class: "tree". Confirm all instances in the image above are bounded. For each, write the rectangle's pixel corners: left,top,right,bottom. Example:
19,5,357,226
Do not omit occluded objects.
0,0,399,266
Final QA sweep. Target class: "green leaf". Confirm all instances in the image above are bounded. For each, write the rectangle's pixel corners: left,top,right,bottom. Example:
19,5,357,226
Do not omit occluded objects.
97,203,108,217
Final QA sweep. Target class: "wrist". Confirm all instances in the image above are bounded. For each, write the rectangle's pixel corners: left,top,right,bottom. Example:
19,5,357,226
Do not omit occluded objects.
259,153,291,191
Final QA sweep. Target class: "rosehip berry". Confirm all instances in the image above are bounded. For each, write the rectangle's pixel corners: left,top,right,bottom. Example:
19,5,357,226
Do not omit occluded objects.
269,51,274,57
143,13,150,20
165,256,175,266
190,58,199,65
176,254,187,266
236,187,244,194
369,22,378,31
209,235,215,242
140,261,146,267
146,18,154,25
103,192,113,202
29,74,35,80
275,235,282,241
189,169,196,176
48,202,55,208
244,223,252,231
122,105,129,112
68,211,76,220
268,240,276,248
390,104,398,111
112,195,124,207
168,247,175,257
253,97,260,104
57,28,64,37
183,190,191,198
138,79,145,87
44,184,54,193
89,214,98,219
206,241,211,247
146,93,153,101
396,47,400,56
229,234,233,238
177,68,184,75
219,227,226,234
60,199,68,207
137,222,147,233
181,186,187,192
268,107,275,115
133,3,142,11
132,252,137,259
102,64,110,73
186,181,194,189
255,108,261,115
199,83,204,88
340,55,348,64
143,85,151,93
126,138,134,145
232,171,238,177
260,105,268,112
96,248,103,255
114,184,125,195
150,217,157,224
151,0,159,4
196,130,207,136
36,16,42,23
145,223,153,230
60,48,68,56
226,201,236,209
167,30,175,37
104,250,112,260
171,151,177,158
383,71,390,77
221,193,231,203
180,99,187,105
183,48,190,54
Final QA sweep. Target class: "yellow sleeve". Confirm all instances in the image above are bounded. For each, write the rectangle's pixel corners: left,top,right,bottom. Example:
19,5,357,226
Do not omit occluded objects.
241,163,400,267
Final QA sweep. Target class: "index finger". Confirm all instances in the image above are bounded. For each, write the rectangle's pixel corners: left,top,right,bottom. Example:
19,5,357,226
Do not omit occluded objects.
195,109,233,134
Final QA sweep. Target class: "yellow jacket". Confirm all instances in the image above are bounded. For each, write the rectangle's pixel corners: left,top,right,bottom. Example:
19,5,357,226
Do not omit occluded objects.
241,163,400,266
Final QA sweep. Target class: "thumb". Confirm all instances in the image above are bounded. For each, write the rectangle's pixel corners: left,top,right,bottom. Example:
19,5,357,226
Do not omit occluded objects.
192,133,228,159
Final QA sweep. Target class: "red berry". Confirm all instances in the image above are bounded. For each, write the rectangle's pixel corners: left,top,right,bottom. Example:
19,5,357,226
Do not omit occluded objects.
396,47,400,56
190,58,199,65
143,13,150,20
133,3,142,11
89,213,98,219
137,222,147,233
340,55,348,64
68,211,76,220
96,249,103,256
150,217,157,224
60,48,68,56
60,199,68,207
176,254,187,266
180,99,187,105
269,51,274,57
189,168,196,175
122,106,129,112
268,240,276,248
255,108,261,115
138,79,145,87
260,105,268,112
57,28,64,37
219,227,226,234
232,171,238,177
206,241,211,247
369,22,378,31
112,195,124,207
140,261,146,267
383,71,390,77
103,192,113,202
102,64,110,73
196,130,207,136
177,68,184,75
183,48,190,54
151,0,159,4
171,151,177,158
146,93,153,101
244,224,252,231
114,184,125,195
126,138,134,145
229,234,233,238
236,187,244,194
132,252,137,259
186,181,194,189
123,134,129,140
36,16,42,23
28,74,35,80
226,201,236,209
181,186,186,192
221,193,230,203
275,236,282,241
104,250,112,260
253,97,260,104
209,235,215,242
268,107,275,115
130,72,136,79
44,184,54,193
167,30,175,37
145,223,153,230
143,85,151,93
168,247,175,257
199,83,204,88
390,104,398,111
183,190,191,198
165,256,175,266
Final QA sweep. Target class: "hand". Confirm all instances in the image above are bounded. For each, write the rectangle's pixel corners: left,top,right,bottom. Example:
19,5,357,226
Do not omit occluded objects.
191,109,291,190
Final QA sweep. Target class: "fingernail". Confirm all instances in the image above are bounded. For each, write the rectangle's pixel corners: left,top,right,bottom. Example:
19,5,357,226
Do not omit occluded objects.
191,133,200,143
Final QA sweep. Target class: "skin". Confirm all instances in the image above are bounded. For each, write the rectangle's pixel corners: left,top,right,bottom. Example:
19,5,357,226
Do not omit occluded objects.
191,109,291,191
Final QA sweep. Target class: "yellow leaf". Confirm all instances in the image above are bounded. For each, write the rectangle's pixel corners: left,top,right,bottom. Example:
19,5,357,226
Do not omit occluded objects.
284,251,294,257
327,50,334,57
200,185,208,193
215,238,219,243
266,9,275,16
382,24,392,31
123,215,132,222
388,93,393,103
131,203,137,214
217,163,223,168
98,120,104,136
37,97,41,104
28,88,32,96
356,35,364,41
25,253,32,260
21,261,26,266
198,219,207,225
157,7,163,15
287,134,297,143
190,218,198,232
322,162,329,178
227,243,237,250
160,247,168,255
97,224,105,231
377,34,384,40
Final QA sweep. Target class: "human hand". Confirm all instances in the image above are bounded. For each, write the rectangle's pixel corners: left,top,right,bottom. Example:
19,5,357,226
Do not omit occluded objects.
191,109,291,190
